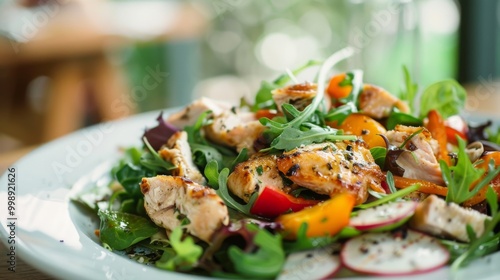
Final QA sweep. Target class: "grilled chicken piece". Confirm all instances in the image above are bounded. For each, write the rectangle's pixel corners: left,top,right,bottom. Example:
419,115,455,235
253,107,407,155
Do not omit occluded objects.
359,84,410,119
276,141,385,205
204,110,265,154
385,125,444,185
273,82,314,112
272,82,330,113
158,131,206,185
166,97,232,129
141,176,229,243
410,195,490,242
227,153,296,203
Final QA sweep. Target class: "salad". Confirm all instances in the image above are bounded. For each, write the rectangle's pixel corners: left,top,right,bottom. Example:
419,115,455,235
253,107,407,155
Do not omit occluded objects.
75,47,500,279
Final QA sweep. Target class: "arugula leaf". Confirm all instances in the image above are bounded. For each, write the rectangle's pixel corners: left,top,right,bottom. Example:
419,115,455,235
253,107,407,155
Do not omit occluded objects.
140,137,176,173
230,148,249,170
184,110,240,171
419,79,466,119
386,171,398,194
355,184,420,209
400,65,418,113
204,160,258,215
218,168,258,215
204,160,220,189
385,110,423,130
268,123,356,151
451,190,500,271
441,236,500,263
324,103,357,125
442,137,500,204
337,70,364,105
370,147,387,169
228,224,285,278
259,48,356,152
486,186,498,215
156,227,203,271
98,209,159,250
115,163,154,197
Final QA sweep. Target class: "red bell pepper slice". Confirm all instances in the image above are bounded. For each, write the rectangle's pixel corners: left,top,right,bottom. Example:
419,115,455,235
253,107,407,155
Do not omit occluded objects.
250,187,320,218
445,126,467,146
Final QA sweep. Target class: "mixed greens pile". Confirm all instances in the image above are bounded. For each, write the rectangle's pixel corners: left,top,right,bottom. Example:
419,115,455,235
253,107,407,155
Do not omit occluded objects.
74,48,500,278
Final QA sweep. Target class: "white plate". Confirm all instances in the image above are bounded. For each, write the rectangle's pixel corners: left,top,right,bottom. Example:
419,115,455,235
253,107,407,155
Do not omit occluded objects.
1,109,500,280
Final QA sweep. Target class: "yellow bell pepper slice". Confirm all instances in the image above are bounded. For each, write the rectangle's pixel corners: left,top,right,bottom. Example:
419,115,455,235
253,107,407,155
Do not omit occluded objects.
276,193,356,239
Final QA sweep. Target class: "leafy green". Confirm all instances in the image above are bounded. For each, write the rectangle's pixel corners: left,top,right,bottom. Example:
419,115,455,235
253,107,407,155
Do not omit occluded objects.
355,184,420,209
386,110,423,130
399,65,418,113
204,160,220,189
184,110,243,171
112,139,175,199
441,236,499,263
228,224,285,278
337,70,364,105
386,171,397,194
155,227,203,271
98,209,159,250
204,160,258,215
442,137,500,204
283,223,338,253
259,48,356,152
230,148,249,170
486,186,498,215
324,103,357,125
370,147,387,169
487,126,500,144
252,60,321,111
140,137,176,173
419,79,466,119
451,186,500,271
115,163,155,197
268,123,356,151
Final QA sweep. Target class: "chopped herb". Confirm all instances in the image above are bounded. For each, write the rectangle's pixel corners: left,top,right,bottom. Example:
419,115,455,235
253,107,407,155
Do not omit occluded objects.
256,165,264,175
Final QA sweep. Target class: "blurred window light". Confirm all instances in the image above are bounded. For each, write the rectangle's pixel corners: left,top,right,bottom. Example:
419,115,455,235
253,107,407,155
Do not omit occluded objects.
256,32,297,71
208,31,242,53
101,1,179,39
420,0,459,34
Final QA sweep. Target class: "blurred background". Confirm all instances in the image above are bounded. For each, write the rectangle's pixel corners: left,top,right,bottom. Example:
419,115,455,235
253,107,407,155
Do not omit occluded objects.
0,0,499,167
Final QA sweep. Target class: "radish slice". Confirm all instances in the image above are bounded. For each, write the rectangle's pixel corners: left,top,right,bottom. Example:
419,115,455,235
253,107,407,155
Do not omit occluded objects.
350,201,418,231
341,229,449,276
277,245,341,280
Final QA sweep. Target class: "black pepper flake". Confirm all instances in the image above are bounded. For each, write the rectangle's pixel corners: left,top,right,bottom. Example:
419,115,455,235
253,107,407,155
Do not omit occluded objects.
361,129,369,135
407,142,417,151
326,162,333,170
359,246,369,254
346,145,353,151
286,164,300,176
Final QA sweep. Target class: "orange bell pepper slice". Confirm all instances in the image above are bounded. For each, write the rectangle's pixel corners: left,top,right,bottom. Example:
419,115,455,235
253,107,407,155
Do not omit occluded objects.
327,73,352,99
338,113,387,148
463,151,500,206
426,110,451,165
392,175,448,197
276,193,355,239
